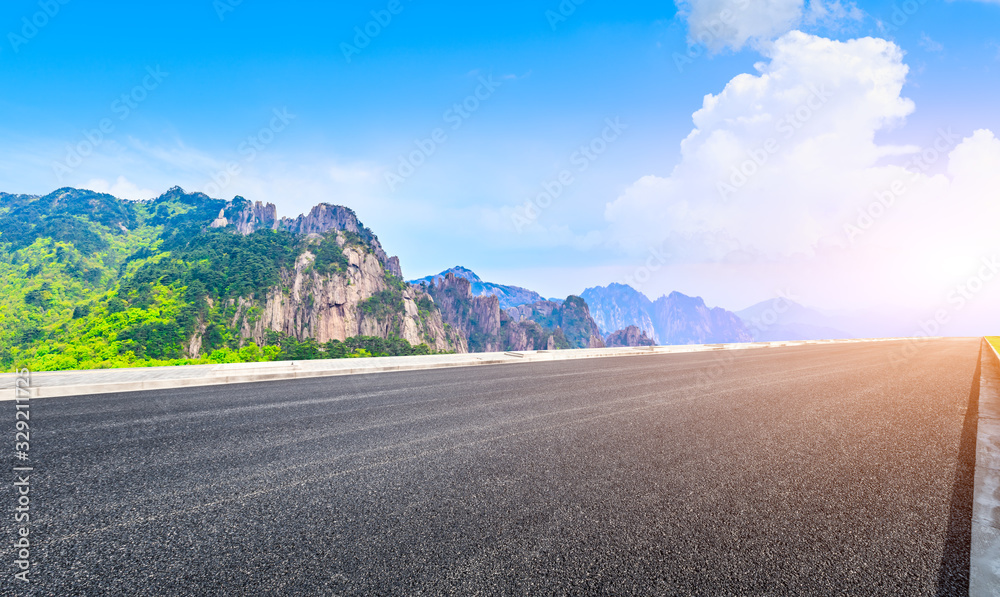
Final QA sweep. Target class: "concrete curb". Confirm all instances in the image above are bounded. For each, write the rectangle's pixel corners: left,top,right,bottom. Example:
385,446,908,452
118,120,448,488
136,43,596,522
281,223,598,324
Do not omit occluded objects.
0,336,912,401
971,338,1000,596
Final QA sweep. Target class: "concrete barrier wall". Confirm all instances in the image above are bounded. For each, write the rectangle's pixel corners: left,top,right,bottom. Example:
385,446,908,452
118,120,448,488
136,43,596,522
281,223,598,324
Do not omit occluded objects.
0,337,909,401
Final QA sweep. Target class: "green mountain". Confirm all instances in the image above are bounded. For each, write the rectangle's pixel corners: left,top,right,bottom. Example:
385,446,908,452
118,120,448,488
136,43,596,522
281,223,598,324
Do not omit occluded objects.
0,187,461,371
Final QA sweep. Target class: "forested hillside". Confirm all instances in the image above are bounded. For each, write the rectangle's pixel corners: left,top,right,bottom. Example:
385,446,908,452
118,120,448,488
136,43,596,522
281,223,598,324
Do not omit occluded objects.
0,187,458,371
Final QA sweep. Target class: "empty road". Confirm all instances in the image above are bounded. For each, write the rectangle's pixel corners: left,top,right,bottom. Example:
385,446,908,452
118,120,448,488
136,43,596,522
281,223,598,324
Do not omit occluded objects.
6,337,981,595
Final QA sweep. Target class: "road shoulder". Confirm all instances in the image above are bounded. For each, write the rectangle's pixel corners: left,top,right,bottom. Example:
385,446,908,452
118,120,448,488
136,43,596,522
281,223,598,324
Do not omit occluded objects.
972,338,1000,595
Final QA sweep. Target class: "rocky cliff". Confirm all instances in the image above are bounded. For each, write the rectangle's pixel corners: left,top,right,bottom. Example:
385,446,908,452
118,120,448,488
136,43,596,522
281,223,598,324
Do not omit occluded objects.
421,273,503,352
505,296,605,350
605,325,656,347
211,199,403,278
183,194,455,355
650,292,753,344
412,266,545,309
276,204,405,278
210,195,278,234
217,233,460,354
581,283,657,340
422,274,605,352
581,284,752,345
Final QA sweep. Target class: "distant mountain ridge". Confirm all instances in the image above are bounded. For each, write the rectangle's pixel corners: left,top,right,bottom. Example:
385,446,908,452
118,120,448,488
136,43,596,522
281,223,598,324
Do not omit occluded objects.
580,283,657,340
411,266,545,309
581,284,752,345
416,269,755,346
735,299,854,341
421,272,605,351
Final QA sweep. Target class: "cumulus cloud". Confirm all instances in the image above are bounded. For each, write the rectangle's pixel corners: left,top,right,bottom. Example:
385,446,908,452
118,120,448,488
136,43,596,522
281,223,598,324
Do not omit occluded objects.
678,0,863,52
679,0,804,51
607,31,914,256
605,30,1000,311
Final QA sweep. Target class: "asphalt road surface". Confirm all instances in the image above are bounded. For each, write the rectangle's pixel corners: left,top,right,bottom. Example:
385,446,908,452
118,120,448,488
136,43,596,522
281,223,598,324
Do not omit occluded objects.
5,337,982,596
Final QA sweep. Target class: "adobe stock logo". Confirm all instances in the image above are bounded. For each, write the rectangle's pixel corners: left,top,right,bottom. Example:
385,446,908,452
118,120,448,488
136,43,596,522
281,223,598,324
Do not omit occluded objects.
51,66,169,181
201,108,296,197
511,118,626,232
716,84,834,201
214,0,243,21
891,254,999,365
545,0,586,30
385,75,503,191
4,0,71,54
843,128,962,244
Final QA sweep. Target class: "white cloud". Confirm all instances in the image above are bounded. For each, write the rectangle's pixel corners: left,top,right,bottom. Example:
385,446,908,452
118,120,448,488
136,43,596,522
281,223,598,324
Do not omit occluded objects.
605,30,1000,311
804,0,865,27
677,0,863,52
62,137,390,220
919,33,944,53
678,0,805,52
83,176,158,201
608,31,914,255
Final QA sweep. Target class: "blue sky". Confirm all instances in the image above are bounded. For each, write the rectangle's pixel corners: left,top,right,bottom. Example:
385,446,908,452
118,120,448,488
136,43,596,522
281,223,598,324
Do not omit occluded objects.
3,0,1000,331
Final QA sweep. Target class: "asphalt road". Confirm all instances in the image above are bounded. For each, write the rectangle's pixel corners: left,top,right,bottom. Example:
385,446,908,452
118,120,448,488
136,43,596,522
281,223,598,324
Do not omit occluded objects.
4,337,982,596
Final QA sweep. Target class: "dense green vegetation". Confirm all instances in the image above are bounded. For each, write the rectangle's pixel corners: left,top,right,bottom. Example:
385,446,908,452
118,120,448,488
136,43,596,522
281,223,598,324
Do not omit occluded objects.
134,225,300,298
272,333,436,360
311,233,350,275
359,274,408,323
0,188,438,372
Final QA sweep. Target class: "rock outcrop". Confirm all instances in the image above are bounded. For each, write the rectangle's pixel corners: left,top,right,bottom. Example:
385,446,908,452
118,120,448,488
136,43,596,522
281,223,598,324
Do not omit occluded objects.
581,283,657,340
232,198,277,235
650,292,753,345
185,195,461,356
605,325,656,347
412,266,545,309
197,232,461,356
423,273,503,352
422,275,605,352
217,199,405,278
278,203,367,237
505,296,605,349
500,318,556,351
581,284,752,345
279,203,403,277
211,196,279,234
